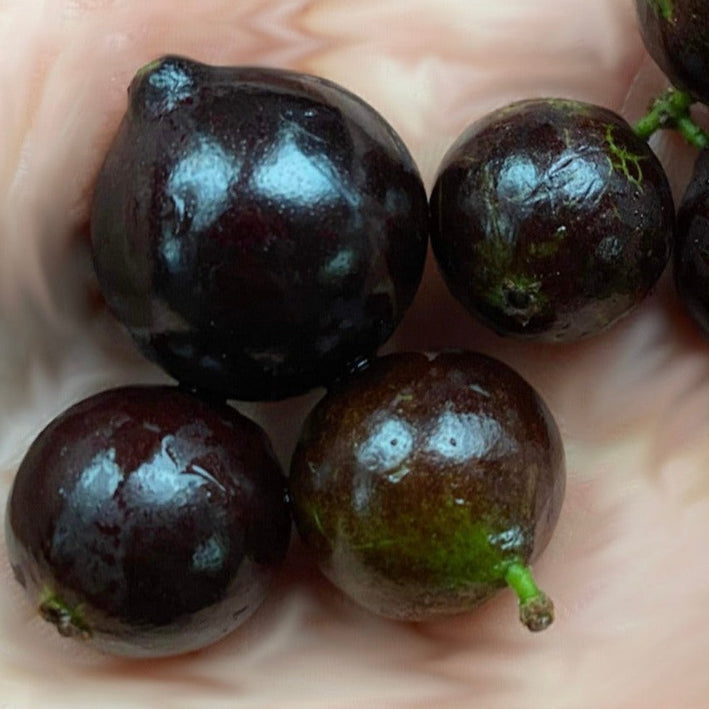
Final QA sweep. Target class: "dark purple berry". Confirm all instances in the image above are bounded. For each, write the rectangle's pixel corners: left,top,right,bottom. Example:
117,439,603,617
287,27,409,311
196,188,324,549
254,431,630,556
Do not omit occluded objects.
430,98,674,341
635,0,709,105
90,55,429,401
289,351,565,631
5,386,291,657
674,149,709,335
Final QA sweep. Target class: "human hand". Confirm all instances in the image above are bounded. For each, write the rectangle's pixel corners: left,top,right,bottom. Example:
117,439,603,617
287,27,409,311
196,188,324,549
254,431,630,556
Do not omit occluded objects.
1,1,706,707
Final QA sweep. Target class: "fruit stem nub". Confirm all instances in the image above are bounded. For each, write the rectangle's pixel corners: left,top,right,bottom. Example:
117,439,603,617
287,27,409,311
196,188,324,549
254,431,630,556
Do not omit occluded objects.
38,592,92,640
633,88,709,149
504,562,554,632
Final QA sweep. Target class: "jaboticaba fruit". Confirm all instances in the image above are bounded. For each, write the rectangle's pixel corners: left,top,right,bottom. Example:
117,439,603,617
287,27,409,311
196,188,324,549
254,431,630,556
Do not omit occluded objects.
90,55,429,401
4,386,291,657
430,98,674,342
289,351,565,631
674,149,709,336
635,0,709,106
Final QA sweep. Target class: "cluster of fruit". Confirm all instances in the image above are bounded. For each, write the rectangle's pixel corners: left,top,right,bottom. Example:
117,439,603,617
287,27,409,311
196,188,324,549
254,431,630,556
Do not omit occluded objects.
4,0,708,658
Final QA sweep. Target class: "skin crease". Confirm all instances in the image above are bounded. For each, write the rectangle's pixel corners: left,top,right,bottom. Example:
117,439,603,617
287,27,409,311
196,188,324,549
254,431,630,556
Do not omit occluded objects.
0,0,708,706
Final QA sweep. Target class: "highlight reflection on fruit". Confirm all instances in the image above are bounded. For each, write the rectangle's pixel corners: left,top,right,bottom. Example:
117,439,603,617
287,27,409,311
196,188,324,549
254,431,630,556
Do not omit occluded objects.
289,351,565,631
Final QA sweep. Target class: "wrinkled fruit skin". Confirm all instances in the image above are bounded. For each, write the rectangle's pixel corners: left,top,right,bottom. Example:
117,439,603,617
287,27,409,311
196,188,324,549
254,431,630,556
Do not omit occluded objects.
90,55,429,401
674,149,709,335
635,0,709,105
289,351,565,621
5,386,291,657
430,98,674,342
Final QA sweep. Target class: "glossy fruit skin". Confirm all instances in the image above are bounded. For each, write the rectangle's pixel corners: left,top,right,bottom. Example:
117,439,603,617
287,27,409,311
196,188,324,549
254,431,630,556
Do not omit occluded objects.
90,55,429,401
5,386,291,657
289,351,565,621
635,0,709,105
430,98,674,342
674,149,709,335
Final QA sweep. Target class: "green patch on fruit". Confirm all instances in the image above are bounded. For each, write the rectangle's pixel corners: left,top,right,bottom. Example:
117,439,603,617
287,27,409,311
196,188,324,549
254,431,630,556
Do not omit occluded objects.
646,0,674,21
297,497,336,557
307,489,554,631
473,233,514,274
310,506,326,537
347,497,526,588
605,124,646,190
38,589,92,640
528,226,567,258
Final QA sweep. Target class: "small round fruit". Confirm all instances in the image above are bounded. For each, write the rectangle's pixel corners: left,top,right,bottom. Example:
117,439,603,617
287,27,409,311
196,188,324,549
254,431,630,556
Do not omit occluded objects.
90,55,429,401
635,0,709,105
674,149,709,335
289,351,565,631
4,386,291,657
430,98,674,341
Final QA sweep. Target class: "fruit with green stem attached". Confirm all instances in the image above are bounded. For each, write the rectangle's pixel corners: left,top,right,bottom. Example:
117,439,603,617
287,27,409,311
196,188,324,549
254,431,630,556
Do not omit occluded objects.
5,386,291,657
429,98,674,342
289,351,565,631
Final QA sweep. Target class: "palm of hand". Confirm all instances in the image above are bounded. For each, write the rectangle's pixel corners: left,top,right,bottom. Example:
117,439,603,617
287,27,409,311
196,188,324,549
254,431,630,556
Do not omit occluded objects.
1,1,707,707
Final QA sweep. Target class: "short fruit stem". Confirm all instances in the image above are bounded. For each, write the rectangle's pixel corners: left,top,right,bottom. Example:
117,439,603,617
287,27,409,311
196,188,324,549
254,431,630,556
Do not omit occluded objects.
38,592,92,640
633,88,709,150
504,562,554,632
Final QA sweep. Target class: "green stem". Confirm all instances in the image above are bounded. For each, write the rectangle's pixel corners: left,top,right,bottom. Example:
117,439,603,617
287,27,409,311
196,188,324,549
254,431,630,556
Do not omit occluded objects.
38,590,92,640
675,115,709,151
505,562,554,632
633,88,709,149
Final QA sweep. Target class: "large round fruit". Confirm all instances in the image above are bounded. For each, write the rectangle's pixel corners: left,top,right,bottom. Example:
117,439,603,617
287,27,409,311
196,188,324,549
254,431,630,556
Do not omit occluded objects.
635,0,709,105
289,351,565,631
90,55,429,401
5,386,291,657
430,98,674,342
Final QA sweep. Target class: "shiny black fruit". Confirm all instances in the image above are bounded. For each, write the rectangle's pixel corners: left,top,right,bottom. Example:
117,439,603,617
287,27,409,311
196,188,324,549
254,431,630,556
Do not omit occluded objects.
430,98,674,341
635,0,709,105
674,149,709,335
289,351,565,631
5,386,291,657
90,55,429,401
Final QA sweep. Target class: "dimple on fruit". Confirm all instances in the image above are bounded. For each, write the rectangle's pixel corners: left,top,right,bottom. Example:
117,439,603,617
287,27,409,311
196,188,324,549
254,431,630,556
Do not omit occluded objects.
289,351,565,631
4,386,291,657
430,98,675,342
90,55,429,402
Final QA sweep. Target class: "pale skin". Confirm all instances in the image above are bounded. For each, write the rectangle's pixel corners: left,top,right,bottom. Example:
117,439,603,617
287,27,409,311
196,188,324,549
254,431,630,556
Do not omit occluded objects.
1,0,708,707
